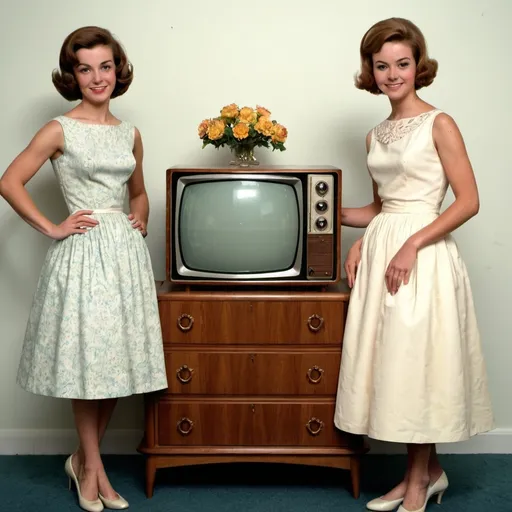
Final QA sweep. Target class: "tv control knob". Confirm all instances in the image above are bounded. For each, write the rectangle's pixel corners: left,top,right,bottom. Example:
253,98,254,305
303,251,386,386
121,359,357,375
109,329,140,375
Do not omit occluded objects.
315,181,328,196
315,217,328,230
315,200,328,213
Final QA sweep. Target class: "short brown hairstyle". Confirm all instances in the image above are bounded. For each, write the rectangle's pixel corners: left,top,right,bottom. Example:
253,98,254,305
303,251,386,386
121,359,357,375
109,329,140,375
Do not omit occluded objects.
52,26,133,101
355,18,438,95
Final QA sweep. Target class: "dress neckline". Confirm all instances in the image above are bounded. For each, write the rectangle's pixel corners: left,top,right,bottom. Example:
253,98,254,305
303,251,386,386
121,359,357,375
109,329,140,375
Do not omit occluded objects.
60,115,124,127
373,109,440,145
384,109,438,123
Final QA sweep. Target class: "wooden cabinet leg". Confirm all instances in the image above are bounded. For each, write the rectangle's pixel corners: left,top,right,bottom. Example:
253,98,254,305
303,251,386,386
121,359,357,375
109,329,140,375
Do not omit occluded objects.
350,456,361,498
145,457,157,498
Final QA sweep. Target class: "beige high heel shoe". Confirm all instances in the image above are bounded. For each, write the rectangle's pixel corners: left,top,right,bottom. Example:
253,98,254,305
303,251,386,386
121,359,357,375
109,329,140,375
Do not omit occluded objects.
98,492,129,510
65,454,104,512
366,495,403,511
427,471,448,504
396,472,449,512
366,471,448,511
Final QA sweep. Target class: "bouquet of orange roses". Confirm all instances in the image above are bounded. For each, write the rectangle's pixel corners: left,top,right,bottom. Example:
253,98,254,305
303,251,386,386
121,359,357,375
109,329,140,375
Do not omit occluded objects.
198,104,287,153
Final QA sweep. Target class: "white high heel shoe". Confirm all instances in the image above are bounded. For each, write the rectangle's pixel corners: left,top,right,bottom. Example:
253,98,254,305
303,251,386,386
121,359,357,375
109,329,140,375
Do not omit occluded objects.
366,471,448,512
65,454,104,512
98,492,130,510
427,471,449,503
396,472,449,512
366,494,404,511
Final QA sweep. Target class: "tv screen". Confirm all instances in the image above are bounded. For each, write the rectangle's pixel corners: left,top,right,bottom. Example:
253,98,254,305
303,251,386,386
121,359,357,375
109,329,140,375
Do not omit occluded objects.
178,179,300,274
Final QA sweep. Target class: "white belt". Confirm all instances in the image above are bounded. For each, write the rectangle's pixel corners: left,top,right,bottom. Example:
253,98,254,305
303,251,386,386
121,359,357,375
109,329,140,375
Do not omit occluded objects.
91,208,123,214
381,203,439,215
73,208,124,215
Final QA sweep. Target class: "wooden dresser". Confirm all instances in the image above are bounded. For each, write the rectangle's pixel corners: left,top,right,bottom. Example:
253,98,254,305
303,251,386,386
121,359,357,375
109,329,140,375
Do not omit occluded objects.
138,280,367,498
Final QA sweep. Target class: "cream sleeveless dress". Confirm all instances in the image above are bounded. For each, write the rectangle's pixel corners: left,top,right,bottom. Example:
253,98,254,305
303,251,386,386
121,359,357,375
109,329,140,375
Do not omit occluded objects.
16,116,168,399
334,110,494,443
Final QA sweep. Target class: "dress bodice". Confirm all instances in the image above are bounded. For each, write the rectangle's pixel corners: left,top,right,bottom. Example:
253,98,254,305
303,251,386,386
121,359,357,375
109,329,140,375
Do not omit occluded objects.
51,116,136,213
368,109,447,214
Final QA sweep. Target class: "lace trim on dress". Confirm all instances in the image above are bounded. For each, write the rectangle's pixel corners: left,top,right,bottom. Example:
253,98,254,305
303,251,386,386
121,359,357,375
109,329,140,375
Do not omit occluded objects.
373,110,438,144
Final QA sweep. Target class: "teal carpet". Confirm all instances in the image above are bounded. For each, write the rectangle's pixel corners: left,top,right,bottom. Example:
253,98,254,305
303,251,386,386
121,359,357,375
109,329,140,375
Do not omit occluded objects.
0,455,510,511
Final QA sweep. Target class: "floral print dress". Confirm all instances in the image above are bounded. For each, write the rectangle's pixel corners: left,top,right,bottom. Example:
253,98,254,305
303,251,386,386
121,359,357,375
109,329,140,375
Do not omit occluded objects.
17,116,168,399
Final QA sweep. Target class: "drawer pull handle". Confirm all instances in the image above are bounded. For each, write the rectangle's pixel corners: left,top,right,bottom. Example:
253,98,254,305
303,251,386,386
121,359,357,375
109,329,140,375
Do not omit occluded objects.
306,417,324,436
177,314,194,332
176,417,194,436
176,365,194,384
307,365,324,384
307,314,324,332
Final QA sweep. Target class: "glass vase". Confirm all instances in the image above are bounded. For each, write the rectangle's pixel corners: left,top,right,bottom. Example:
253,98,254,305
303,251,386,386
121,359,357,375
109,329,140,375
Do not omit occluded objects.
230,145,260,167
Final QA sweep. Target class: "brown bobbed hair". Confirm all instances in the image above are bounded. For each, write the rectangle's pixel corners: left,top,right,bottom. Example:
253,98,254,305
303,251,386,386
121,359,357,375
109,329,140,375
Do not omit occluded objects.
52,26,133,101
355,18,438,95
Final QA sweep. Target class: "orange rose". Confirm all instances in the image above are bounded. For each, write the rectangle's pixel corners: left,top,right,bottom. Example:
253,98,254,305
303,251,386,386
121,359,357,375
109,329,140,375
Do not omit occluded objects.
198,119,209,139
254,116,274,137
207,119,225,140
239,107,257,124
272,123,288,143
221,103,239,119
256,105,271,117
233,122,250,140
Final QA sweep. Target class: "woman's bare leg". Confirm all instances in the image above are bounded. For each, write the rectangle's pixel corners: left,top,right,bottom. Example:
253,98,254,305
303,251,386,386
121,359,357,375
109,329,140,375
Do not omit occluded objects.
428,444,444,481
71,400,102,501
74,398,119,499
401,444,431,510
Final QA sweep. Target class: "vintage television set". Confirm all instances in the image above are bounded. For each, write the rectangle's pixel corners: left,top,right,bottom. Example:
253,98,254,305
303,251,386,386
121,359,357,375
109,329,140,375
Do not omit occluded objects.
166,166,342,286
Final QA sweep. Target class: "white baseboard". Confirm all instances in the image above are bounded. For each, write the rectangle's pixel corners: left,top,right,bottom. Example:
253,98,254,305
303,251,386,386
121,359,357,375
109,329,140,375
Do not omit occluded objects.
0,428,511,455
367,428,512,454
0,429,143,455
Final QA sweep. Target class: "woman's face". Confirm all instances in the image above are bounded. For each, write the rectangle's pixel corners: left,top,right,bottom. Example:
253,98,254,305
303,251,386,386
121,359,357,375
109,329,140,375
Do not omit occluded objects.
372,41,417,100
74,45,116,104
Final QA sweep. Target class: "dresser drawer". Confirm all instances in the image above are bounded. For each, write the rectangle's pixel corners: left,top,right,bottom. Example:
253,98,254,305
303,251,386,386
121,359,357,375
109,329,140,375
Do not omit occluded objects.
159,300,345,345
156,399,347,447
165,350,341,395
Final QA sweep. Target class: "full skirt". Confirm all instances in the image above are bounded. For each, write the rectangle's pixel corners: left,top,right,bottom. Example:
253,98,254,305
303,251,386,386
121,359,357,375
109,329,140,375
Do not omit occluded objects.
334,212,494,443
17,213,168,399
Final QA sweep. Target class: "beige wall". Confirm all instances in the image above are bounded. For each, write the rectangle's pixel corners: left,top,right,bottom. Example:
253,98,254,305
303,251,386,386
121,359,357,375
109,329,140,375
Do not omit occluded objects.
0,0,510,452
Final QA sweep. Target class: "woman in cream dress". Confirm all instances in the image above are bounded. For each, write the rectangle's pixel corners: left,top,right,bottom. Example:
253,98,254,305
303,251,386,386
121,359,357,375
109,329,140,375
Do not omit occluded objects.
334,18,494,512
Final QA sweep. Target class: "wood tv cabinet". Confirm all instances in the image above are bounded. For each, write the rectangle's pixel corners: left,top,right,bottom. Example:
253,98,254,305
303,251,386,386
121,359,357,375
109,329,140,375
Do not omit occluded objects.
138,280,367,498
